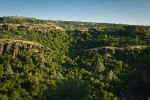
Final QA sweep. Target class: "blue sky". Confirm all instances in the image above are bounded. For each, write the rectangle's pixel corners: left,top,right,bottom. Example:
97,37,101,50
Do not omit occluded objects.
0,0,150,25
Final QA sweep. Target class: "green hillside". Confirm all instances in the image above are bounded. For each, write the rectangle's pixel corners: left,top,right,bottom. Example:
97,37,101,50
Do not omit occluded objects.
0,16,150,100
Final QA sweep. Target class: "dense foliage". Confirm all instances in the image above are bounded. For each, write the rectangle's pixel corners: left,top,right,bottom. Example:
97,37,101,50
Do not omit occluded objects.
0,16,150,100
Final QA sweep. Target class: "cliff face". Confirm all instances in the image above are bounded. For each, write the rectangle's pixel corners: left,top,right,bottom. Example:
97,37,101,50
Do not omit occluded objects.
0,39,45,58
0,24,65,32
81,46,147,59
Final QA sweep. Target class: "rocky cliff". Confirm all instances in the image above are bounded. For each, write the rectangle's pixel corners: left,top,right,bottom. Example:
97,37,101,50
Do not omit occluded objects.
81,46,148,59
0,24,65,32
0,39,46,58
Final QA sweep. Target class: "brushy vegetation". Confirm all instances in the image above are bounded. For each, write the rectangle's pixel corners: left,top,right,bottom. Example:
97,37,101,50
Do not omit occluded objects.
0,16,150,100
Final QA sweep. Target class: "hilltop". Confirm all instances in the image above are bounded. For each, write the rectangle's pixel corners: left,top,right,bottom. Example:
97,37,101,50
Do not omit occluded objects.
0,16,150,99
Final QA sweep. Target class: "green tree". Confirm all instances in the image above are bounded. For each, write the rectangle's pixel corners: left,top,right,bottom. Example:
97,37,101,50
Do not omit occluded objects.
43,77,91,100
0,94,8,100
95,61,105,73
135,36,139,45
10,91,21,100
108,70,113,80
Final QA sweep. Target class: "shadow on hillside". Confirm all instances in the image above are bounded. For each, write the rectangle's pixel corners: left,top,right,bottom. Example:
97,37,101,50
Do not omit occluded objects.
113,47,150,99
42,77,91,100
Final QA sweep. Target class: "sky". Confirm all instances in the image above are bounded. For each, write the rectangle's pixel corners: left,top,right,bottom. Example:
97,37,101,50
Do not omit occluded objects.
0,0,150,25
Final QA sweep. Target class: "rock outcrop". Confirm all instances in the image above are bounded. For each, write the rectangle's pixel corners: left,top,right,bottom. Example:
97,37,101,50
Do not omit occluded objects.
80,46,147,59
0,39,46,58
0,24,65,32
